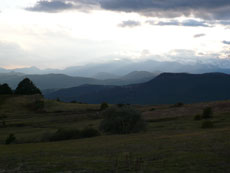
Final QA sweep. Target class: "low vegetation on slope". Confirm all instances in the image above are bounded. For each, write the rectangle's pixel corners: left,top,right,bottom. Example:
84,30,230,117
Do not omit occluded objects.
0,95,230,172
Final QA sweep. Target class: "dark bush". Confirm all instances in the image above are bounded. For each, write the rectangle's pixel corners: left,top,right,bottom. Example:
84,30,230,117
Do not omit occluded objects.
201,120,214,129
45,127,100,142
49,129,80,141
5,133,16,145
194,114,202,121
100,106,146,134
80,128,100,138
202,107,213,119
100,102,109,110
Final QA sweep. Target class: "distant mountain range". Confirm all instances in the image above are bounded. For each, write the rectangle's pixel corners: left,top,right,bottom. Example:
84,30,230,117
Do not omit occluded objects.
0,71,158,90
45,73,230,104
2,59,230,77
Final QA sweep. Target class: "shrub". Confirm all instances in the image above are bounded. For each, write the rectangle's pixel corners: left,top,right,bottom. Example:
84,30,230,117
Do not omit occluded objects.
80,128,100,138
5,134,16,145
194,114,201,121
45,128,100,142
201,120,214,129
100,102,109,111
202,107,213,119
100,106,146,134
49,129,80,141
117,103,125,108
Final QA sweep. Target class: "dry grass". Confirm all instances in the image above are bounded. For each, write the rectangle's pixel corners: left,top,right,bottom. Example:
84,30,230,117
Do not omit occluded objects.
0,95,230,172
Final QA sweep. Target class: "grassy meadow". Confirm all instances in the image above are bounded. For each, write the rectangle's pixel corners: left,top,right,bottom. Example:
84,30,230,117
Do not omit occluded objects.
0,95,230,172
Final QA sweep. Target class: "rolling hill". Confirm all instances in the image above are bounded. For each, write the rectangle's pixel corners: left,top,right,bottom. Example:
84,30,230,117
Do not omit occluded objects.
46,72,230,104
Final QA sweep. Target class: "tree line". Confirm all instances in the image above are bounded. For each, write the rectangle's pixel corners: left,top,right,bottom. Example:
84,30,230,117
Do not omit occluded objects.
0,78,41,95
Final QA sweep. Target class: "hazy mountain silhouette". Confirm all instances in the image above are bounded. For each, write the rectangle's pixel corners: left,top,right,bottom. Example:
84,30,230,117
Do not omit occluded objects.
46,72,230,104
2,59,230,77
92,72,119,80
0,71,158,90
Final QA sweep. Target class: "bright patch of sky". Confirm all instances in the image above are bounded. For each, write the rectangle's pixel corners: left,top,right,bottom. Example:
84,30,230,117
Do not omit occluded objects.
0,0,230,69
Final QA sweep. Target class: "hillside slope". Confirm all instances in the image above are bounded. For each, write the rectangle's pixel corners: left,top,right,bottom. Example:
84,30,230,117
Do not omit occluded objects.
46,72,230,104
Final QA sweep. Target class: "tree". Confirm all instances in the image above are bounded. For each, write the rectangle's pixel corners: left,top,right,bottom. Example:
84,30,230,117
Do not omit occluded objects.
0,84,13,95
15,78,41,95
100,106,145,134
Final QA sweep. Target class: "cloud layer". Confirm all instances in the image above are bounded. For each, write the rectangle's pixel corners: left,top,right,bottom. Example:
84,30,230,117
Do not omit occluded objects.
118,20,141,28
146,19,211,27
27,0,230,20
223,40,230,45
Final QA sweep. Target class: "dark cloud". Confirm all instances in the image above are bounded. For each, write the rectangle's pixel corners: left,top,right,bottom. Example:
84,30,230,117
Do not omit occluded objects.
118,20,141,28
223,40,230,45
194,33,206,38
26,1,74,12
26,0,98,12
26,0,230,20
146,19,211,27
219,20,230,25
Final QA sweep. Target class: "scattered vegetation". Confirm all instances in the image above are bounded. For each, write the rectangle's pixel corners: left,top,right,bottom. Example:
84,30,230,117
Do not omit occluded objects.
100,106,145,134
70,100,85,104
100,102,109,110
202,107,213,119
172,102,184,108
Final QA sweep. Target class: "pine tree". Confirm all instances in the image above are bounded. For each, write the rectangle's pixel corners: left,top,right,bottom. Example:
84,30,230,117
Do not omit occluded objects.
0,83,13,95
15,78,41,95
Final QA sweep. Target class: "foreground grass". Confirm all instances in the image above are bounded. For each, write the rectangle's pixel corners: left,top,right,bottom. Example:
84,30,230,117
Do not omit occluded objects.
1,127,230,172
0,95,230,172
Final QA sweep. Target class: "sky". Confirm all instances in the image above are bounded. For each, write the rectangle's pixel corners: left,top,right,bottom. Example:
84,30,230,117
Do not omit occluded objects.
0,0,230,69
